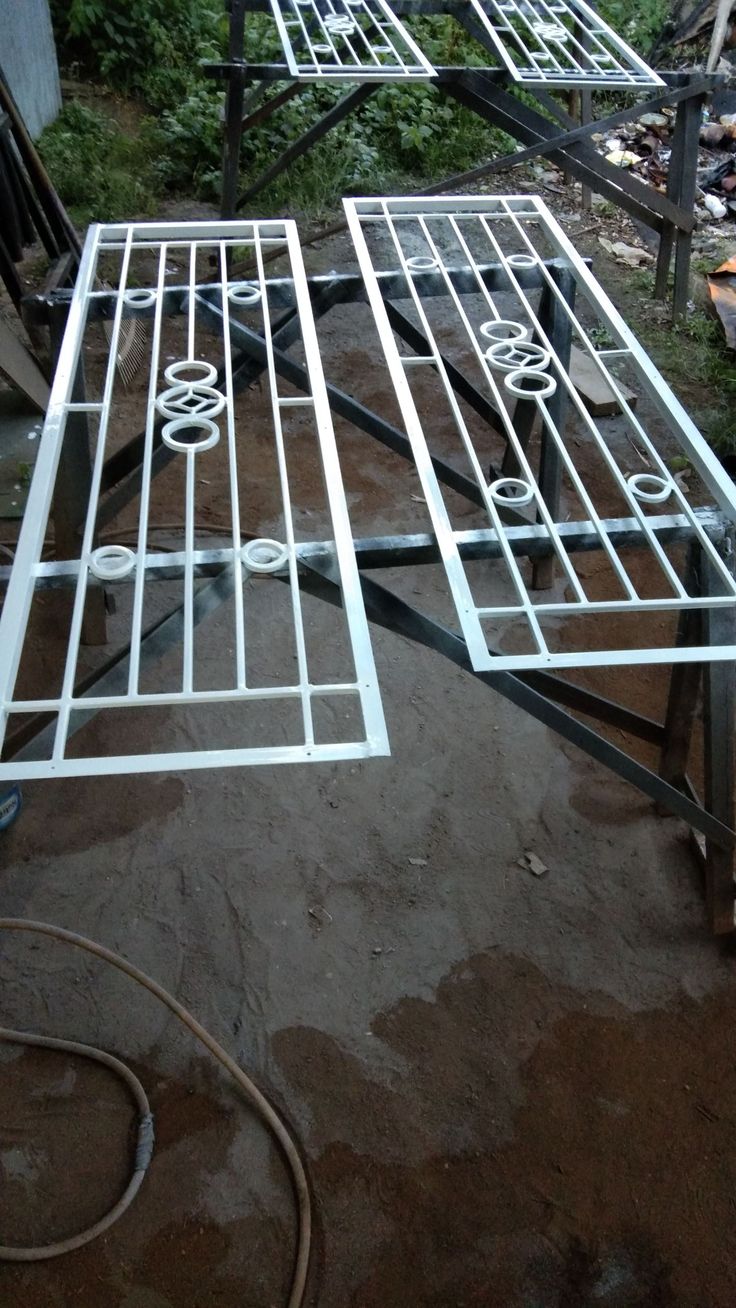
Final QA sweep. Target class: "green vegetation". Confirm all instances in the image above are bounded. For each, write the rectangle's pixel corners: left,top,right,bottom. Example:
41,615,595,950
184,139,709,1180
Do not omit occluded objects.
629,299,736,457
44,4,512,221
39,100,157,223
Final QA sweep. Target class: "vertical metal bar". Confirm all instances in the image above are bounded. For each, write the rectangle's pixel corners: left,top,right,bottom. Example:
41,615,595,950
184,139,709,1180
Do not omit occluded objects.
219,240,247,689
51,229,136,761
702,537,736,933
252,227,314,745
532,265,575,588
183,448,196,693
49,302,107,646
128,244,168,694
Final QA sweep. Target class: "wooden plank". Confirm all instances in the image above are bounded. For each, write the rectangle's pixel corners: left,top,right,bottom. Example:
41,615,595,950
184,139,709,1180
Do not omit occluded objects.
0,316,49,411
569,344,638,416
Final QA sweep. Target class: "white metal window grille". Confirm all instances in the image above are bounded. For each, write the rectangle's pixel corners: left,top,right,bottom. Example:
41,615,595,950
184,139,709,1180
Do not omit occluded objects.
0,220,388,779
344,194,736,671
268,0,436,79
467,0,663,88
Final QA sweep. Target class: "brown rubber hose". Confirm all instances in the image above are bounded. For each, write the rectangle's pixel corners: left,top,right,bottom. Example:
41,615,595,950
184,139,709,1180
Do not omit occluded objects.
0,918,311,1308
0,1027,153,1260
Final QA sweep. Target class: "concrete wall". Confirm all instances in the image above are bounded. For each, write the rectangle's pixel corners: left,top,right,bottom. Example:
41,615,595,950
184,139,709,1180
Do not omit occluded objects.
0,0,61,139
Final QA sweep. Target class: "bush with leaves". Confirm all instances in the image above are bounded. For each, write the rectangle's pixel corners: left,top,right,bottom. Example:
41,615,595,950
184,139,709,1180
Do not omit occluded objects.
38,100,156,222
50,0,226,107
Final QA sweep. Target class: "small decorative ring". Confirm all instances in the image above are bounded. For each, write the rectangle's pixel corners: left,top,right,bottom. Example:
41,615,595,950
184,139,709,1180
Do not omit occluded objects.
241,538,289,573
486,340,550,372
88,545,136,581
227,283,261,306
627,473,673,504
488,477,535,507
164,359,217,386
479,319,530,343
161,416,220,453
504,368,557,398
124,288,157,308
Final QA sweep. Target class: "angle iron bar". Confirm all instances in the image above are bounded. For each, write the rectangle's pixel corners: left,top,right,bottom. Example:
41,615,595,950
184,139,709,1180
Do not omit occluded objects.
418,73,720,195
236,82,376,206
444,71,692,233
300,557,734,848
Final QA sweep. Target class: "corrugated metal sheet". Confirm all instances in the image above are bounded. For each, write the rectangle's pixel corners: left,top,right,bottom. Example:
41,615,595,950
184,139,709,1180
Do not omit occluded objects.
0,0,61,139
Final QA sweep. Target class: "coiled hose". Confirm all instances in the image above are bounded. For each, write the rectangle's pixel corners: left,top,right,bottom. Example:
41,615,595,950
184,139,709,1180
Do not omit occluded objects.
0,918,311,1308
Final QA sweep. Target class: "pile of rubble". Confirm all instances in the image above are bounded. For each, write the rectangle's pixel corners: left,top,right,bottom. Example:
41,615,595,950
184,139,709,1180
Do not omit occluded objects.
594,106,736,223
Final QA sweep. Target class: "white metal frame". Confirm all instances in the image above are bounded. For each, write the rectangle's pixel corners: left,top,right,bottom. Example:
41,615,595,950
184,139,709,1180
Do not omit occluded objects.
0,219,389,779
268,0,436,79
467,0,663,88
344,193,736,670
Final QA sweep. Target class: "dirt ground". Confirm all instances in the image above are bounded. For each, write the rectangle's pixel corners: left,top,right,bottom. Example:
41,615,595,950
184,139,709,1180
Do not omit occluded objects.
1,200,736,1308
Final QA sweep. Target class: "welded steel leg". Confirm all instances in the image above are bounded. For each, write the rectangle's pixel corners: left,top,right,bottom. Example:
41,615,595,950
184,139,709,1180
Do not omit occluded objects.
221,0,247,219
236,83,375,207
655,88,703,310
673,92,705,318
49,306,107,645
532,269,575,588
659,544,701,791
701,540,736,933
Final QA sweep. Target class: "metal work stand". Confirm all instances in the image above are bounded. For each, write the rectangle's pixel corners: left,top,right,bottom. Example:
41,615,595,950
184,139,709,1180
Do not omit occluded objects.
205,0,716,316
8,264,736,933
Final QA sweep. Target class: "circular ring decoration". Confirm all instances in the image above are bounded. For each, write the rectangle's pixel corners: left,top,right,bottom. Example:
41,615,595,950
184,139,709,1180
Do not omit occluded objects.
324,15,356,32
312,42,333,52
479,319,530,344
241,538,289,574
532,20,568,39
486,339,551,372
164,359,217,386
155,383,226,421
88,544,136,581
627,472,673,504
161,416,220,453
227,282,262,306
507,253,538,268
124,288,157,309
406,255,438,272
504,368,557,399
488,477,534,507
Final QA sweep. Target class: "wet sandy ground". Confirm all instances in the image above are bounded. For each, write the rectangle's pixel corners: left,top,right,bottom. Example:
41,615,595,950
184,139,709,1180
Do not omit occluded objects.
1,222,736,1308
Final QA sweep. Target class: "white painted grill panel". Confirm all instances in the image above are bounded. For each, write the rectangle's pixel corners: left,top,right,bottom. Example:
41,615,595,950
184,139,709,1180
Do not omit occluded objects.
344,194,736,670
268,0,436,79
468,0,663,87
0,220,388,779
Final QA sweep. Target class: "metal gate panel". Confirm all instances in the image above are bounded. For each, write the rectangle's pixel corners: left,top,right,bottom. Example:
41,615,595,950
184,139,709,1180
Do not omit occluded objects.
268,0,436,79
467,0,663,88
0,220,388,778
344,194,736,671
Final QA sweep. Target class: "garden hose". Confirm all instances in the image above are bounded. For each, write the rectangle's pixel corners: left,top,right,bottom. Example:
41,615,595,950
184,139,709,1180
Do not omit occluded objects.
0,918,311,1308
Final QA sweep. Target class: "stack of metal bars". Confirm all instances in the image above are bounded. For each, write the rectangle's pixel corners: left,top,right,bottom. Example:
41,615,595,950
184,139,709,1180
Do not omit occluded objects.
267,0,436,79
344,193,736,671
0,219,388,779
466,0,664,87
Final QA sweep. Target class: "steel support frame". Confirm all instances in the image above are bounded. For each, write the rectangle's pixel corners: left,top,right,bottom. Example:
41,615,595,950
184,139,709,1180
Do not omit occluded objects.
208,0,717,312
6,267,736,932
